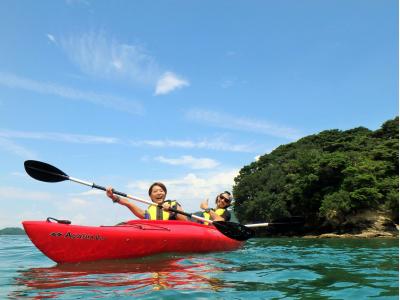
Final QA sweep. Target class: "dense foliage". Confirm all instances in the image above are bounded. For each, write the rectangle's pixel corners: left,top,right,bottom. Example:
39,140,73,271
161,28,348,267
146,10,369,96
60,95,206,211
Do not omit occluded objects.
233,117,399,227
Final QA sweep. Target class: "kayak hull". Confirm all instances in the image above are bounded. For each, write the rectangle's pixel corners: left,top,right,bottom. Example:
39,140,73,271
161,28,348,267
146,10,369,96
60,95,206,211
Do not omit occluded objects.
22,220,243,263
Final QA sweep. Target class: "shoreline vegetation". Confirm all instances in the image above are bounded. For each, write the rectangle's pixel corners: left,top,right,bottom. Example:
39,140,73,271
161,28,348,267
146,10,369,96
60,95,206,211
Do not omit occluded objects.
249,209,399,239
233,117,399,239
0,227,26,235
303,210,399,239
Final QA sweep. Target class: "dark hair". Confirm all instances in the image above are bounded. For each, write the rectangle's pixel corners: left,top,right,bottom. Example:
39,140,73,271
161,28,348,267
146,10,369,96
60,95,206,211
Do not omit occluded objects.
148,182,167,196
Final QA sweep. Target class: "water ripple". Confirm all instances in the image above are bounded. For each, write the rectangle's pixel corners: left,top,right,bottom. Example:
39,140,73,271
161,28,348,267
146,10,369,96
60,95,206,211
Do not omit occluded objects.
0,236,398,299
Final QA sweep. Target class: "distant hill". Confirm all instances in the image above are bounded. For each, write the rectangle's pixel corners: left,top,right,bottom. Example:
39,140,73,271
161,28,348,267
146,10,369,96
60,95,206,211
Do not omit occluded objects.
0,227,26,235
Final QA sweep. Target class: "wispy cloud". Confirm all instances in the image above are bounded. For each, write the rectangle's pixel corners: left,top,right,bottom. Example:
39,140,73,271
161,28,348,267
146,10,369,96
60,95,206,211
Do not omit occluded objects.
221,79,234,89
0,129,120,158
0,186,54,200
65,0,90,6
0,129,258,155
155,155,219,169
60,31,158,85
0,129,119,144
71,189,105,197
0,137,36,158
58,31,189,95
155,72,189,95
130,137,255,153
46,33,56,43
0,72,143,115
185,109,302,140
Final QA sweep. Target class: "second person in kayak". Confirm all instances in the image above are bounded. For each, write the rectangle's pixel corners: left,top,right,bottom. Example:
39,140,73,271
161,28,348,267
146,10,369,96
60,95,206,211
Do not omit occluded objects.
106,182,187,221
200,191,232,223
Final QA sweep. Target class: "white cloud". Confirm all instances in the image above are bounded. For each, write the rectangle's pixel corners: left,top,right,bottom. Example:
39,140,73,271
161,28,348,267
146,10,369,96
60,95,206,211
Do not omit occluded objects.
185,109,302,140
0,72,143,115
0,186,54,201
155,155,219,169
155,72,189,95
46,34,56,43
0,137,36,158
221,79,234,89
0,129,258,155
11,171,27,177
126,169,239,213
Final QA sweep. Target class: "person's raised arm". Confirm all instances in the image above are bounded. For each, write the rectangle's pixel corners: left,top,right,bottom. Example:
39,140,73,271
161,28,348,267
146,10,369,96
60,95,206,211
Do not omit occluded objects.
106,186,146,219
200,198,209,210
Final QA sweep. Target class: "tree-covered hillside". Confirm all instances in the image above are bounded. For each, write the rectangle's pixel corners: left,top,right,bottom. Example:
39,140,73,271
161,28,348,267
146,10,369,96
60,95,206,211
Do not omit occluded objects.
233,117,399,229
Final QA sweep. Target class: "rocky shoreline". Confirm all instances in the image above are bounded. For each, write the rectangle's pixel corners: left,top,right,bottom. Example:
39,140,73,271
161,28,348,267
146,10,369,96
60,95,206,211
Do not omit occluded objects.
305,213,399,239
303,229,398,239
258,210,399,239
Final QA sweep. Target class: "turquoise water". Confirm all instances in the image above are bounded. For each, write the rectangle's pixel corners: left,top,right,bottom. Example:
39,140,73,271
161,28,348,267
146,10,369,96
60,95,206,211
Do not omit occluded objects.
0,236,398,299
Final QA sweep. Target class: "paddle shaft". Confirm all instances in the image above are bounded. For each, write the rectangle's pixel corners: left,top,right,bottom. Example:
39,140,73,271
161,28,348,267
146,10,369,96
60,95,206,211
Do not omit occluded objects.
245,223,270,228
245,221,305,227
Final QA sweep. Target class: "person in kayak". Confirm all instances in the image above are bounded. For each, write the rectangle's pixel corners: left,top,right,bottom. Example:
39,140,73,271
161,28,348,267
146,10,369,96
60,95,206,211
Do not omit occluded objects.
106,182,187,221
200,191,232,224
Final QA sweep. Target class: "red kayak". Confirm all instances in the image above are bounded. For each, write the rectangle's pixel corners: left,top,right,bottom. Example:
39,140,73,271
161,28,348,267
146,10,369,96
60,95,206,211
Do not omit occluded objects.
22,219,243,263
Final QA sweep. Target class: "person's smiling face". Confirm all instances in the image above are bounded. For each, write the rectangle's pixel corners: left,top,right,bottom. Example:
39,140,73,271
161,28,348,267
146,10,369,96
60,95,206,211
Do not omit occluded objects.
217,193,231,208
150,185,166,204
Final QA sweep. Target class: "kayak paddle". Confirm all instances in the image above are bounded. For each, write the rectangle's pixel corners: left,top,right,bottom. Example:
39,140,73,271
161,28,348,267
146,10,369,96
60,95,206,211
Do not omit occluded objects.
24,160,255,241
245,217,305,228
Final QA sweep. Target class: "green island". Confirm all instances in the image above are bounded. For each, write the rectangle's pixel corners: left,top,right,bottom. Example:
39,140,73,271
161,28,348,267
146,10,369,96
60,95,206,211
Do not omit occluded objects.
233,117,399,238
0,227,26,235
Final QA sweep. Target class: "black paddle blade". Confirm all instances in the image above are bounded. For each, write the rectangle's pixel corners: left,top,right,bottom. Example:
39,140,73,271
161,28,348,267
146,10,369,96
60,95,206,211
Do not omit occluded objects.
24,160,69,183
213,221,255,241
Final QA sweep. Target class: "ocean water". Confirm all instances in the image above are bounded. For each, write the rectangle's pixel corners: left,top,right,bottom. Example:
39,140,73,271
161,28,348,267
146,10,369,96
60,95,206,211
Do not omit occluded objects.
0,235,398,299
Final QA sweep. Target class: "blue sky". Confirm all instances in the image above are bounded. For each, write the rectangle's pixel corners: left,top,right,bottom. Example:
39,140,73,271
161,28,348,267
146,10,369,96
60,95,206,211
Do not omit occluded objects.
0,0,398,227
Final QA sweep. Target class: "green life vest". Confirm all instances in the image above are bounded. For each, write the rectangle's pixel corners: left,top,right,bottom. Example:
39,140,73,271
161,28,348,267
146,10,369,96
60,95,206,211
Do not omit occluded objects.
145,200,178,220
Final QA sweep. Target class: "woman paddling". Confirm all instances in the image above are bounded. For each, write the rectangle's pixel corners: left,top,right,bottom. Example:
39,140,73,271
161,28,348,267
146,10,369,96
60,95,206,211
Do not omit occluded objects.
106,182,187,221
200,191,232,224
